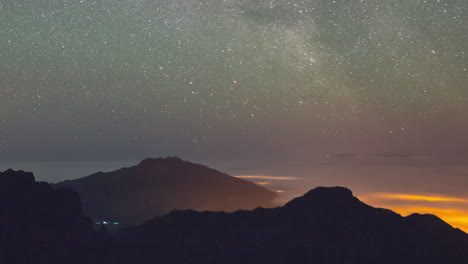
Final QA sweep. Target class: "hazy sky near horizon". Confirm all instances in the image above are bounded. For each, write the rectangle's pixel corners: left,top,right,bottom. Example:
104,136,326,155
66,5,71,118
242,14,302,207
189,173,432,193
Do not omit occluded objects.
1,0,468,162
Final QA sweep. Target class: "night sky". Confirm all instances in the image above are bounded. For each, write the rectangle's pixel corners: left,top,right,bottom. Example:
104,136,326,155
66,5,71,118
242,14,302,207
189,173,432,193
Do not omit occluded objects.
1,1,468,229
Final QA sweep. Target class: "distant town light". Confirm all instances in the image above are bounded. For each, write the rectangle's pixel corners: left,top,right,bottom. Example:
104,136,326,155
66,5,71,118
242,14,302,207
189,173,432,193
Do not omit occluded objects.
95,220,120,225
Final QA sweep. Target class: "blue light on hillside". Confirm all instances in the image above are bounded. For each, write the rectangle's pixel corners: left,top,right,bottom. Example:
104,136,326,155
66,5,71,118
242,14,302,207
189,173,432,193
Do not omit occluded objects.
95,221,120,225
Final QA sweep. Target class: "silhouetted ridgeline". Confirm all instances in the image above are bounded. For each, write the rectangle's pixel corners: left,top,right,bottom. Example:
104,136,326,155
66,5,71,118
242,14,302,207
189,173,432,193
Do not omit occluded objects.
55,157,277,225
3,166,468,264
0,169,106,264
111,187,468,264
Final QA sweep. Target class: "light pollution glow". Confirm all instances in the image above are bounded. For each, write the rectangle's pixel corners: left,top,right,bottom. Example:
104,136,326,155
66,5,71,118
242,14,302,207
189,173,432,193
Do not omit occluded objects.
238,175,468,233
366,193,468,203
360,193,468,232
382,206,468,232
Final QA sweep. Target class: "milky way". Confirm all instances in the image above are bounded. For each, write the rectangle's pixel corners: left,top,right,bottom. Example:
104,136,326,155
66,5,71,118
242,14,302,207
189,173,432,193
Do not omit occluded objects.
1,0,467,161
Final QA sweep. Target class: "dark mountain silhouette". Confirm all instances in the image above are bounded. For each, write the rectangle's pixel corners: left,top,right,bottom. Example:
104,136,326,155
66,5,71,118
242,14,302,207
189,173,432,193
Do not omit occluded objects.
0,169,106,264
110,187,468,264
3,167,468,264
55,157,277,225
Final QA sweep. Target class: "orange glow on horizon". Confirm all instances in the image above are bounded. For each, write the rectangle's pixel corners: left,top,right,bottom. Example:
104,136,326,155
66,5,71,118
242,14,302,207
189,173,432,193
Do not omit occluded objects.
371,193,468,203
234,175,468,232
360,193,468,233
386,206,468,232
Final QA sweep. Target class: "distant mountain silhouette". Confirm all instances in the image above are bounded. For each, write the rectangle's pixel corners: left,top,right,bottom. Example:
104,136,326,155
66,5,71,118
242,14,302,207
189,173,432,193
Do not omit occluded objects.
0,169,106,264
110,187,468,264
55,157,277,225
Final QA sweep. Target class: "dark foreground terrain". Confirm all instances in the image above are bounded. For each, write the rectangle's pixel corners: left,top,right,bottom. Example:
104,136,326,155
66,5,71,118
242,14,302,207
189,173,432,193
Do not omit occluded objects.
110,187,468,264
0,169,106,264
2,168,468,264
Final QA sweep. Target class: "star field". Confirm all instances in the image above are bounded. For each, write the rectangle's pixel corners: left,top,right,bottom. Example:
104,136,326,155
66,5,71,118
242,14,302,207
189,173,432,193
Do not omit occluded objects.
1,0,467,160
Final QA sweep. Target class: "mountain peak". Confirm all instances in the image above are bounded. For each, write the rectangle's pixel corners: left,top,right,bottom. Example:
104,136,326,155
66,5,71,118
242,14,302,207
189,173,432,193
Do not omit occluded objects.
406,213,453,229
55,158,276,225
0,169,35,186
138,157,185,167
304,186,353,197
284,186,359,209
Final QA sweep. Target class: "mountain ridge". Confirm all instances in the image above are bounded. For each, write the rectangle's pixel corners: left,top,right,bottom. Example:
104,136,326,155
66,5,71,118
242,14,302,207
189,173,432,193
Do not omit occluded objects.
3,167,468,264
110,186,468,264
54,157,277,225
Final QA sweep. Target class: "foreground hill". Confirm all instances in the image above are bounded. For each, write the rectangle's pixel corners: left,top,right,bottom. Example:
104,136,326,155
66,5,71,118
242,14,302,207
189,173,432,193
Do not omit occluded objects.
0,169,106,264
55,157,277,225
110,187,468,264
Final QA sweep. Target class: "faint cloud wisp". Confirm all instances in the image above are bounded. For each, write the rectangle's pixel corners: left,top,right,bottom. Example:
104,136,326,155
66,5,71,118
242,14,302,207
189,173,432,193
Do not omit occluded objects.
236,175,302,180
